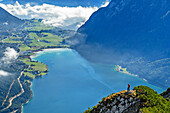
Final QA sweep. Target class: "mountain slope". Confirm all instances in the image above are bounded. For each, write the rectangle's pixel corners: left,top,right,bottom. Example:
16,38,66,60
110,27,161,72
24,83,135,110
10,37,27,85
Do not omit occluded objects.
84,86,170,113
78,0,170,56
0,7,24,30
74,0,170,89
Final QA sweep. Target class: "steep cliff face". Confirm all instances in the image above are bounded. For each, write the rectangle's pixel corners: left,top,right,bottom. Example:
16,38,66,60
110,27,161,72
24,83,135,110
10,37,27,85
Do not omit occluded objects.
84,86,170,113
0,7,24,30
88,90,141,113
78,0,170,53
74,0,170,89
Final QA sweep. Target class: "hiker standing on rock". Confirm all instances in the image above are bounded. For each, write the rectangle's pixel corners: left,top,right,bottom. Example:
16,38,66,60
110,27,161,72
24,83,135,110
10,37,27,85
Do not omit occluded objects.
127,84,130,92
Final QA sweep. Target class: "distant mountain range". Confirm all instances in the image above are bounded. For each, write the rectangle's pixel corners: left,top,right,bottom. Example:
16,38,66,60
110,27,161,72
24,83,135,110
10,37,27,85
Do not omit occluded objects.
0,7,24,30
74,0,170,89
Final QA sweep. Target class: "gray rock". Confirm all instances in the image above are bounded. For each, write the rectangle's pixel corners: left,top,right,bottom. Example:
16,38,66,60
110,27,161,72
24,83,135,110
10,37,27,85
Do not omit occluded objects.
118,104,123,108
99,108,103,113
125,99,128,104
115,110,119,113
120,98,124,102
103,106,106,110
132,101,136,104
119,107,125,112
111,106,117,111
105,109,111,113
110,102,114,106
120,101,124,105
107,103,110,107
134,97,137,100
129,103,132,106
113,99,117,104
125,103,129,108
128,98,133,102
117,96,121,100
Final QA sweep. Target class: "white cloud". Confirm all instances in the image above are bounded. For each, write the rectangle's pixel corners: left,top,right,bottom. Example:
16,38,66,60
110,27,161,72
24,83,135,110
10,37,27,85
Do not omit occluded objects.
0,1,109,30
101,0,110,8
0,70,10,76
1,47,19,64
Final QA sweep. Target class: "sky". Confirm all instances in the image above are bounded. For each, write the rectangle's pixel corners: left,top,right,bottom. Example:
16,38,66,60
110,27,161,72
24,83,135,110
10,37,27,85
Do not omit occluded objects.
0,0,110,7
0,0,110,30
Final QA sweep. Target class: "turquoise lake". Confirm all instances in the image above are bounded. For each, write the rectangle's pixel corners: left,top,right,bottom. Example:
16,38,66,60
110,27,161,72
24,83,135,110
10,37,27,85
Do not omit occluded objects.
23,49,164,113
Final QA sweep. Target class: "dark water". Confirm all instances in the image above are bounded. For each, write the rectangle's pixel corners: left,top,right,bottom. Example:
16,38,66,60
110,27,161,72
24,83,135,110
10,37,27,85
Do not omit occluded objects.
23,49,164,113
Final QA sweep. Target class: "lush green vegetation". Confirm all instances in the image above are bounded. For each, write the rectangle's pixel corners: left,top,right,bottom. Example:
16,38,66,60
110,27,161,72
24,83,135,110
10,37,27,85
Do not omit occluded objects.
19,44,33,51
2,36,23,44
19,58,48,79
20,58,47,71
2,19,70,52
84,86,170,113
121,67,129,73
23,72,35,79
28,32,63,47
134,86,170,113
17,19,70,80
25,19,55,32
0,19,72,112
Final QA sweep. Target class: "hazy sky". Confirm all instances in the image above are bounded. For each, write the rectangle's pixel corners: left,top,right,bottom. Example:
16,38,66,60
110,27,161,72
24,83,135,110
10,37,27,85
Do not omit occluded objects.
0,1,110,30
0,0,111,7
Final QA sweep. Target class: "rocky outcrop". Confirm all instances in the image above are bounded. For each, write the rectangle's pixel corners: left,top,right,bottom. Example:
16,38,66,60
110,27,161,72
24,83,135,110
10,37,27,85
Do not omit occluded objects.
89,90,141,113
85,86,170,113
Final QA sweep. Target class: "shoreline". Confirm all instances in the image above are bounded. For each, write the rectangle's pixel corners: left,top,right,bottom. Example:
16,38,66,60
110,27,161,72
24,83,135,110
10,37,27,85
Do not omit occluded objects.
30,48,70,59
115,65,147,82
22,48,166,113
114,65,165,92
22,47,69,113
115,65,139,77
22,82,33,113
22,48,164,113
31,49,150,86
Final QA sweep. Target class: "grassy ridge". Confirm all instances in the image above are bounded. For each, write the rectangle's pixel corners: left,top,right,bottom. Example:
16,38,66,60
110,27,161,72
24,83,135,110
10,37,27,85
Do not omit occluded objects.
2,36,23,44
134,86,170,113
28,32,63,47
84,86,170,113
25,19,55,32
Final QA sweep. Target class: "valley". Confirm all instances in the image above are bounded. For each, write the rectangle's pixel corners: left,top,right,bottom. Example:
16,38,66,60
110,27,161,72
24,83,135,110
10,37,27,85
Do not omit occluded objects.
0,18,74,112
0,0,170,113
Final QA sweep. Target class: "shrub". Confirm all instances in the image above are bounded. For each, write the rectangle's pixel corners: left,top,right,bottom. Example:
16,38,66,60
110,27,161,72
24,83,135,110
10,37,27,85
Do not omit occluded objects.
134,85,170,112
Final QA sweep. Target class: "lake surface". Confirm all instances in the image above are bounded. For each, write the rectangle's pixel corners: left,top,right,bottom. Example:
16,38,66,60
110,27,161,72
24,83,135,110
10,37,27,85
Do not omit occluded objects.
23,48,164,113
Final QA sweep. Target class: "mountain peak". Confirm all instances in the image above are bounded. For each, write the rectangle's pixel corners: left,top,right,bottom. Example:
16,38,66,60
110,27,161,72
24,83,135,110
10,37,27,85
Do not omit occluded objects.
0,7,24,30
84,86,170,113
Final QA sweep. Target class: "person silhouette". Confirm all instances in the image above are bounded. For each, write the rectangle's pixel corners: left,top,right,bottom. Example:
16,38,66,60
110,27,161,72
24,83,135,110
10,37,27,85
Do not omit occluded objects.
127,84,130,92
